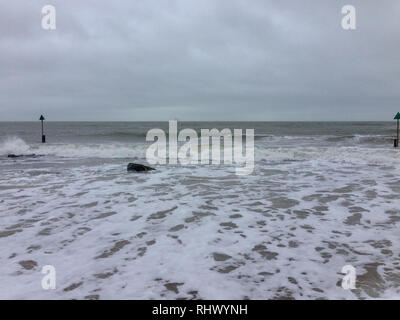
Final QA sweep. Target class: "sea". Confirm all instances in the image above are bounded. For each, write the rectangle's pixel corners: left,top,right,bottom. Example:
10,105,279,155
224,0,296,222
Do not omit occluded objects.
0,121,400,299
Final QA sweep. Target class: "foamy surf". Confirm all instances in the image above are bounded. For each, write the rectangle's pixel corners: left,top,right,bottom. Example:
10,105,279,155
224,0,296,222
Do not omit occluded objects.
0,136,31,156
1,122,400,299
0,137,147,159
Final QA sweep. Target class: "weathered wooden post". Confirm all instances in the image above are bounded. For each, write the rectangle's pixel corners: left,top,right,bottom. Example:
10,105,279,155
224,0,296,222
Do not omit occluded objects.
40,115,46,143
394,112,400,148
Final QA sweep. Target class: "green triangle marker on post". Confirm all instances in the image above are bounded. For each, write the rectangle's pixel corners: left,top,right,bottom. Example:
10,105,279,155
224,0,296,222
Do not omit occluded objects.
39,115,46,143
395,112,400,148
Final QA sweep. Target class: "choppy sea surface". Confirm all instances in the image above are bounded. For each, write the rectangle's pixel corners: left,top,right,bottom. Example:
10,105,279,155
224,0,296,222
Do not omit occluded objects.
1,121,400,299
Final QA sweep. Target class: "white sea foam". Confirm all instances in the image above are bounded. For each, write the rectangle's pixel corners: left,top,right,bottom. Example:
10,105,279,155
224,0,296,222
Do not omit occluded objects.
1,132,400,299
0,136,30,155
2,135,398,165
33,143,147,159
0,137,147,159
255,146,400,165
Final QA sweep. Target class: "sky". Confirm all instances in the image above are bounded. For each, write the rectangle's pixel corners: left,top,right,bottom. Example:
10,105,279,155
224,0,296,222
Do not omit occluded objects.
0,0,399,121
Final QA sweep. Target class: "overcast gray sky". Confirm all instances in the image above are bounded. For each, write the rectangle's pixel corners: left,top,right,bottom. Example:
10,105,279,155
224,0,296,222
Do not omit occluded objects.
0,0,399,121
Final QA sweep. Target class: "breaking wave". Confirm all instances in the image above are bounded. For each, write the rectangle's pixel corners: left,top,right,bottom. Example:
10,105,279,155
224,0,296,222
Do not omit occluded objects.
0,136,30,156
2,134,399,166
0,137,147,159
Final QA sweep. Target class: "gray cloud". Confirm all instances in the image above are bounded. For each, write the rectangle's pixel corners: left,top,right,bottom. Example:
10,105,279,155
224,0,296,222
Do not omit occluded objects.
1,0,399,121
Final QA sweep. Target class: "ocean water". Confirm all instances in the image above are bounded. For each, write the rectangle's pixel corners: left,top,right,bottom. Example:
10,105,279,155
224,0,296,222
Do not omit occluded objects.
0,121,400,299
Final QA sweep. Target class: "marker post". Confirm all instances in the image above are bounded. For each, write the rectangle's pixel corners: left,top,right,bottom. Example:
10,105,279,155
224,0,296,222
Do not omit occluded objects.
40,115,46,143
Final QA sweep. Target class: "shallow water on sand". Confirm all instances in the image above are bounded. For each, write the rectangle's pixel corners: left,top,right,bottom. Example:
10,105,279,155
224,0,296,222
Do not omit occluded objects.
1,122,400,299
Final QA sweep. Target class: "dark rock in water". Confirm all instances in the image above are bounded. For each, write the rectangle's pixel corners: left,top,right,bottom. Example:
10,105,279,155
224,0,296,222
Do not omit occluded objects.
8,154,37,158
127,163,155,172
